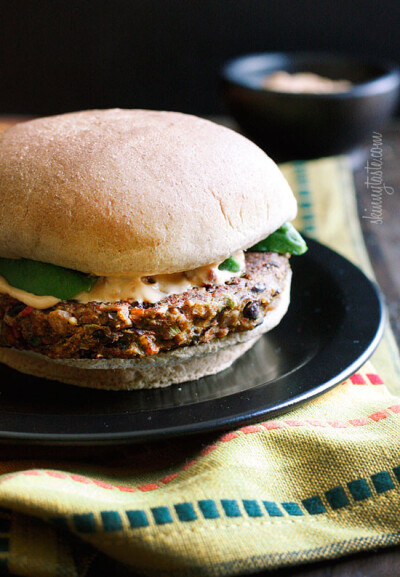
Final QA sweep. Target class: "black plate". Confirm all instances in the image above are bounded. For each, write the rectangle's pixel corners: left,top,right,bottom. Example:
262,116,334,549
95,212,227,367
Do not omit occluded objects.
0,239,384,445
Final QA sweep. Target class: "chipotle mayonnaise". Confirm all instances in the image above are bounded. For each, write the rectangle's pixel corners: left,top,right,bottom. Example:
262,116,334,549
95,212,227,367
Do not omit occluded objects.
0,251,245,309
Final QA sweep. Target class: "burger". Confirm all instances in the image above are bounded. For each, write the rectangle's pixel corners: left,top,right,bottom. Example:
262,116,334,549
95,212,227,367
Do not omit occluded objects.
0,109,306,390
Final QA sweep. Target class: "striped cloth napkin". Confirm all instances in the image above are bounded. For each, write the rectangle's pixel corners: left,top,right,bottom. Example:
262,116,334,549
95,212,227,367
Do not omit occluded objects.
0,152,399,577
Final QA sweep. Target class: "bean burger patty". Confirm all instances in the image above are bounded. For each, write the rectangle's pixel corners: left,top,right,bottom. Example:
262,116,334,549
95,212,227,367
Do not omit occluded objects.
0,252,290,360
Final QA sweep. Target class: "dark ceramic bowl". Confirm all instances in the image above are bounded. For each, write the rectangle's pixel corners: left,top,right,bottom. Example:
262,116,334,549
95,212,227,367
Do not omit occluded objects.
221,52,400,162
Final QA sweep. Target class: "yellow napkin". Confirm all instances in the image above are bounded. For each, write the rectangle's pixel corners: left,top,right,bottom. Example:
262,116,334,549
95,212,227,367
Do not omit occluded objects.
0,156,399,577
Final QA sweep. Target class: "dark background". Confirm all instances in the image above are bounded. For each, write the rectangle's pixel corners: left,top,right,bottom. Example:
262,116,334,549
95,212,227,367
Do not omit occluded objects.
0,0,399,116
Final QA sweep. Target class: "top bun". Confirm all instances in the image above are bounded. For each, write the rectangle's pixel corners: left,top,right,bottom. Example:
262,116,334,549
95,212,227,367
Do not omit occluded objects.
0,109,296,276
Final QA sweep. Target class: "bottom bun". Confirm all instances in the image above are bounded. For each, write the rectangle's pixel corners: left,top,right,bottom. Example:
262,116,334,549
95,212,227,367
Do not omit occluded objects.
0,270,291,390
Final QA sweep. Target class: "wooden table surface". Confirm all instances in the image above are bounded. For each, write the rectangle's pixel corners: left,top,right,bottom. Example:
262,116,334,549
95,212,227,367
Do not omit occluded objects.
0,116,399,576
355,124,400,347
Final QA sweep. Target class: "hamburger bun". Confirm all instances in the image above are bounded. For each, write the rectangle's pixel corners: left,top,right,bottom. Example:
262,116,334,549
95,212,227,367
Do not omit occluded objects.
0,109,296,276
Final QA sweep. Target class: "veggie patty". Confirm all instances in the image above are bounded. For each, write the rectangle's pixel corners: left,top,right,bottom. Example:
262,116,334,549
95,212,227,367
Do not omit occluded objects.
0,252,290,360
